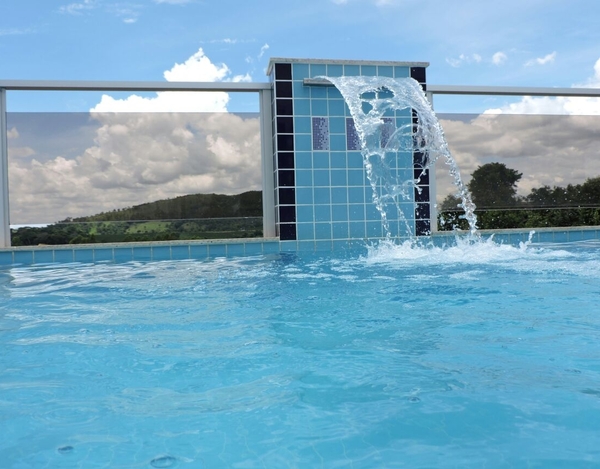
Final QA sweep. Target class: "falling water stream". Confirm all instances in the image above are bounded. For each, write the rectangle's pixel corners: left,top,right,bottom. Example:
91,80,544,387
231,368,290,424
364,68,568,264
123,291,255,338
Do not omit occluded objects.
323,76,479,239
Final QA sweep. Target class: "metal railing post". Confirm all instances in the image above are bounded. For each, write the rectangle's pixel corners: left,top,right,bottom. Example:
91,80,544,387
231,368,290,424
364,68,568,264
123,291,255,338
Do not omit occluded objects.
259,88,275,237
0,88,10,247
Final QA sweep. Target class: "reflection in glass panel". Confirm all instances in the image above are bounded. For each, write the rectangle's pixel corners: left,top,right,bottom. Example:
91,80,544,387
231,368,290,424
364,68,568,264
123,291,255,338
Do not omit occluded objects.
435,113,600,231
7,112,262,245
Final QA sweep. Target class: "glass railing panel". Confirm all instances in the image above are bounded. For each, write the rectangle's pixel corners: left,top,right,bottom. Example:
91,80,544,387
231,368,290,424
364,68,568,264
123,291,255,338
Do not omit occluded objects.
7,110,262,245
435,113,600,231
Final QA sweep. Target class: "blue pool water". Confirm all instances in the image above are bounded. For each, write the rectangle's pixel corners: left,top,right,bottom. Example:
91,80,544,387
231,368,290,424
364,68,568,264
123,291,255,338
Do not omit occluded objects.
1,238,600,468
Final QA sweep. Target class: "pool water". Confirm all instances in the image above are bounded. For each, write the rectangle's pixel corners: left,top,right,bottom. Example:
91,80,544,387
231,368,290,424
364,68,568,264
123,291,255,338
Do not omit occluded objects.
1,238,600,468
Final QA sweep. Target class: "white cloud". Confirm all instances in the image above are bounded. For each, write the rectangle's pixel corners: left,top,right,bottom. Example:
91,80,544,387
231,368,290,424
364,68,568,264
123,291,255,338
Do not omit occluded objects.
492,51,507,66
9,49,263,224
484,57,600,116
446,53,483,68
91,48,236,113
9,113,262,224
153,0,192,4
7,127,19,139
258,43,270,59
436,113,600,204
525,51,556,67
59,0,95,15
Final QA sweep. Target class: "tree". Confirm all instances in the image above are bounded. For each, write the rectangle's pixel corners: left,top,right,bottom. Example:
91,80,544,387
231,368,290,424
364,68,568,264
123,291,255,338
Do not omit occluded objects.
468,163,522,209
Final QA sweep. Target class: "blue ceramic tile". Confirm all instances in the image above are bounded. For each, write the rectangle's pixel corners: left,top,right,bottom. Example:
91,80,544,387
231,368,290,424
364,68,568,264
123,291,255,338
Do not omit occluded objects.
295,152,312,169
34,250,55,264
333,240,351,251
296,188,313,205
292,63,309,80
330,135,346,151
133,247,152,261
378,66,394,77
152,246,171,261
296,170,313,186
295,134,312,152
348,170,364,186
296,206,314,223
394,66,409,78
332,205,348,222
190,244,208,259
279,240,297,252
94,248,114,262
361,65,377,76
348,187,365,204
315,205,331,222
208,244,227,258
347,152,363,169
553,231,569,243
0,251,13,265
244,243,263,256
310,63,326,77
114,248,133,262
315,240,333,251
311,100,328,117
366,204,381,221
54,250,74,263
330,152,347,168
262,242,280,254
333,222,349,239
349,204,365,221
349,222,366,239
74,249,94,263
313,152,330,169
171,245,190,260
344,64,360,75
327,64,343,76
297,223,315,240
310,86,327,99
328,87,343,100
329,117,345,134
315,223,332,240
328,101,345,117
293,80,310,98
294,116,311,134
13,251,33,265
314,188,330,204
298,240,316,251
567,230,585,242
226,244,244,257
293,99,310,115
331,187,347,204
331,170,347,186
366,222,383,238
314,170,330,187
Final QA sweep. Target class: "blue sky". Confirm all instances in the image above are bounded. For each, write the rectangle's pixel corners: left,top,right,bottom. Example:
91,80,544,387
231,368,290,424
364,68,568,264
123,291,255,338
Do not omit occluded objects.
3,0,600,224
2,0,600,112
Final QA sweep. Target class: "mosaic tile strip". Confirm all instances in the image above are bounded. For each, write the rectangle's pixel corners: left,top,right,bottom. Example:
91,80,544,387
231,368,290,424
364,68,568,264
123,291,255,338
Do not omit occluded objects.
346,118,361,151
312,117,330,151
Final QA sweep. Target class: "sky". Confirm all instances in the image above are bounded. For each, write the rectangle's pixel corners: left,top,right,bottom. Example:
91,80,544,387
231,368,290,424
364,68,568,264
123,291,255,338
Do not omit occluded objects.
2,0,600,224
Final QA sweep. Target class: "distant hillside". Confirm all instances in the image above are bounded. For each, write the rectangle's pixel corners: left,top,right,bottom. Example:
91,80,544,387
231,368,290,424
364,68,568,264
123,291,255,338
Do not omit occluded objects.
12,191,264,246
63,190,263,223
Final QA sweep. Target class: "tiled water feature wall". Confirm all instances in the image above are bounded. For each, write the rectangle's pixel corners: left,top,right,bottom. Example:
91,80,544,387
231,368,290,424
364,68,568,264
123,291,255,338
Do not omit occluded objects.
267,58,430,243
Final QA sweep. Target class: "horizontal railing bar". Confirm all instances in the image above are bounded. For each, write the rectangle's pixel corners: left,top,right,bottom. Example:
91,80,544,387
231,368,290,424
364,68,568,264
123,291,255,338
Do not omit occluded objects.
303,78,600,97
0,80,271,92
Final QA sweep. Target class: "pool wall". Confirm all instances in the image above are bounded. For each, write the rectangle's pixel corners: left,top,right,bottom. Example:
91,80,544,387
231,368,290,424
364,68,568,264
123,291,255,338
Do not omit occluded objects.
1,227,600,266
266,58,431,248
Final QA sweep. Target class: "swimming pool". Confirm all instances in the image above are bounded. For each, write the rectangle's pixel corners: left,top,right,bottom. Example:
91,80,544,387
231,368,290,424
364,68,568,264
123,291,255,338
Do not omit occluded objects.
1,237,600,468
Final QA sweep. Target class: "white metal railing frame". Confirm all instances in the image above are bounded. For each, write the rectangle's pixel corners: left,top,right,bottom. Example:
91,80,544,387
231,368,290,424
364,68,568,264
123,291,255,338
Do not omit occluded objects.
0,80,274,247
2,80,600,247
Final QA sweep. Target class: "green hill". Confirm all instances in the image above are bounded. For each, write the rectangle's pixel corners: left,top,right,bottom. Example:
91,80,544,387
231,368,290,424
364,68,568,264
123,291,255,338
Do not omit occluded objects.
12,191,264,246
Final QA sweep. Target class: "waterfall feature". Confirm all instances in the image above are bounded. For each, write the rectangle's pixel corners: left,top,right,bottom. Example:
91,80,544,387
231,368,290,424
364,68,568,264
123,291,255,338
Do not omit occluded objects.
323,76,478,239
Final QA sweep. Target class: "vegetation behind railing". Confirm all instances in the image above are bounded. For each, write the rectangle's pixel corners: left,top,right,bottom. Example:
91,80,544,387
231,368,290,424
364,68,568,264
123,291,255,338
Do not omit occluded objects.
11,217,264,246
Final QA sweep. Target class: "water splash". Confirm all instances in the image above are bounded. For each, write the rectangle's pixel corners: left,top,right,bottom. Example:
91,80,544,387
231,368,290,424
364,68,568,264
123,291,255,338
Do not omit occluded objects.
322,76,478,239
